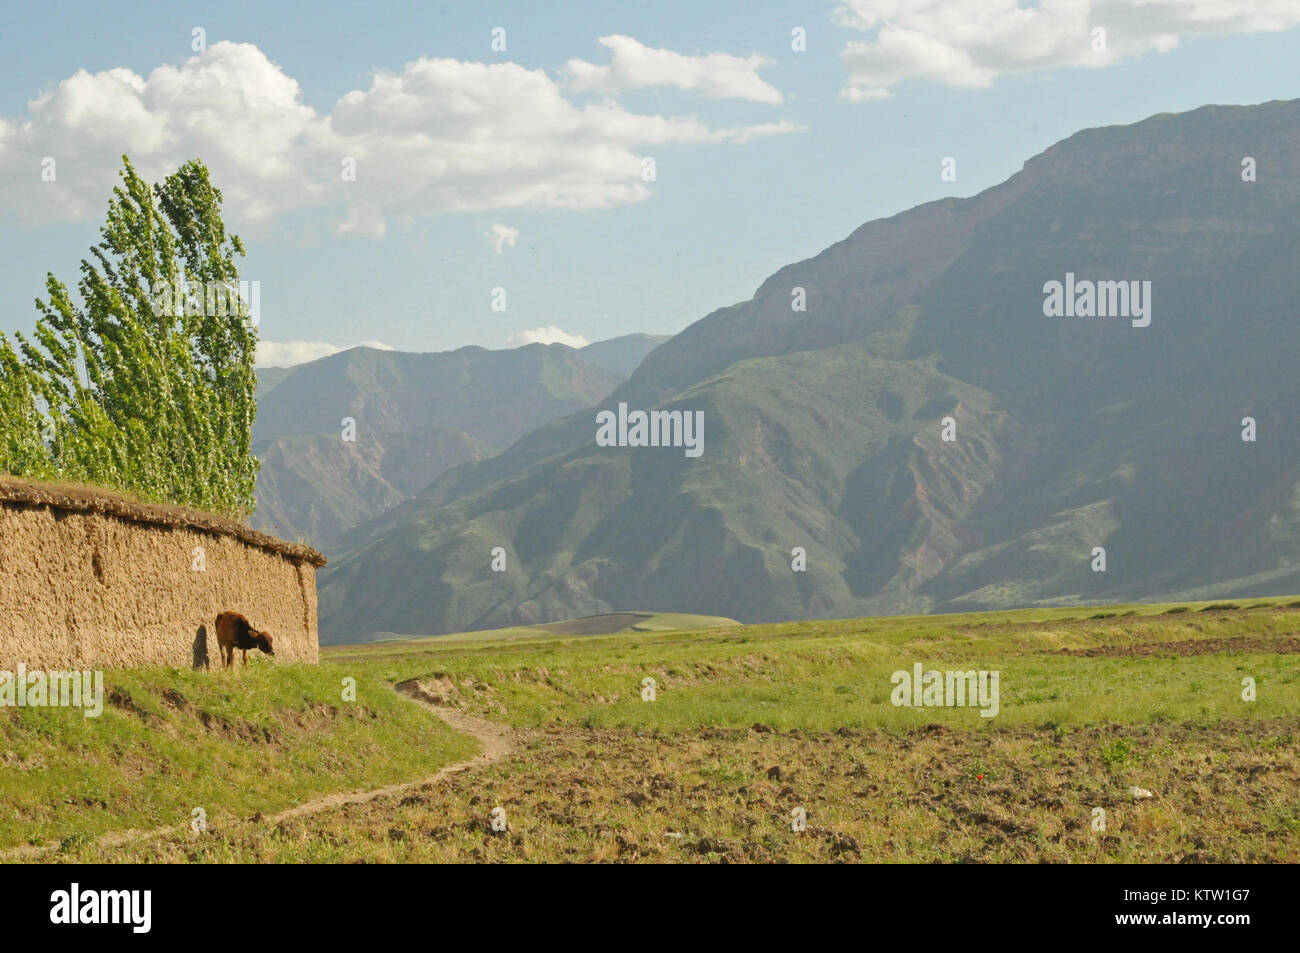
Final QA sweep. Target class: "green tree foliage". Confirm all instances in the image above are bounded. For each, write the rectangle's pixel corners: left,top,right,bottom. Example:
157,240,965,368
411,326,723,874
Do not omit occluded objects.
0,332,53,478
2,156,259,518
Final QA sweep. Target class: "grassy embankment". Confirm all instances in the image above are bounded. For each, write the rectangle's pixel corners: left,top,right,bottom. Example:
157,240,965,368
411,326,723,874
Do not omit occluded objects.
0,663,477,852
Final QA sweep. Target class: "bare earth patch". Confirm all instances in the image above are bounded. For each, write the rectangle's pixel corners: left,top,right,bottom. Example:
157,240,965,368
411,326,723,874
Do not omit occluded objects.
1058,636,1300,657
63,718,1299,863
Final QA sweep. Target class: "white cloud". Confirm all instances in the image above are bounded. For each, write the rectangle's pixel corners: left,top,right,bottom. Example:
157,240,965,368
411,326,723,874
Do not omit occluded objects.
0,41,799,232
256,338,394,368
504,326,591,349
328,57,797,235
487,223,519,254
833,0,1300,101
565,34,784,104
0,43,330,226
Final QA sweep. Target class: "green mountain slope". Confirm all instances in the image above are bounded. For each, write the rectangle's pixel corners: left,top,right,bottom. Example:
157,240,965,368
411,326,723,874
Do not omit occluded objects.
320,99,1300,642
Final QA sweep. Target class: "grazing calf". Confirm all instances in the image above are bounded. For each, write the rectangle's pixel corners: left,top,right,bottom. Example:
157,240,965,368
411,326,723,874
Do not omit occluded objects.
215,611,275,669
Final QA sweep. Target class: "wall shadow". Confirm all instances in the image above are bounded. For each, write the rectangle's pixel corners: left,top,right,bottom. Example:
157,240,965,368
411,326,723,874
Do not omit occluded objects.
193,624,210,669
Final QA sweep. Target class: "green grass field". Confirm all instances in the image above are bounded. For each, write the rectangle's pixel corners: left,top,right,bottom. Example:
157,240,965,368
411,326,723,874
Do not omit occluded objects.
6,597,1298,862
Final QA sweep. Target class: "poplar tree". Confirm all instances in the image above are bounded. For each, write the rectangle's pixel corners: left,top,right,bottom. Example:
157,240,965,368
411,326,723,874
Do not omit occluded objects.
0,332,51,477
7,156,259,517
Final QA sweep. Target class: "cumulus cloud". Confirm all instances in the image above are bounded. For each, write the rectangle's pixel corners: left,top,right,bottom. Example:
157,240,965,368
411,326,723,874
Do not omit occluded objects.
0,43,331,226
833,0,1300,102
565,34,784,103
256,338,394,368
504,326,591,349
487,223,519,254
0,41,799,232
328,57,798,235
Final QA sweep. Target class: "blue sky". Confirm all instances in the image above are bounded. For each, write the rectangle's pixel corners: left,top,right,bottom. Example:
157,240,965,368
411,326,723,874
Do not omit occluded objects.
2,1,1298,365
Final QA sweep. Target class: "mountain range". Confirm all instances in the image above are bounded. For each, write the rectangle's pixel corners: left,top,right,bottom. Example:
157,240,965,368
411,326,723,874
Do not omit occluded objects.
312,99,1300,643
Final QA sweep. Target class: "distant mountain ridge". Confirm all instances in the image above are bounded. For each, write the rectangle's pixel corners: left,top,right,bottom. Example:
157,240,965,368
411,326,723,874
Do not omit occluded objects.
579,334,671,377
251,333,667,545
318,99,1300,643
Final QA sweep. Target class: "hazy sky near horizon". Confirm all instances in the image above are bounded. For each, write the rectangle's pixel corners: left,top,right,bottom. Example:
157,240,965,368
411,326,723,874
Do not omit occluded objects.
2,1,1298,366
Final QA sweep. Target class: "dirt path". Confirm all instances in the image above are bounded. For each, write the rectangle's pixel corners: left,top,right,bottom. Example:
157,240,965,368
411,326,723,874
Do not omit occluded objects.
0,678,514,861
274,680,514,820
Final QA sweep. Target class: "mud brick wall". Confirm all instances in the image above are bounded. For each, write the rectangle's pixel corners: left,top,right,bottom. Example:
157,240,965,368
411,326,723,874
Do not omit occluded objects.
0,478,325,669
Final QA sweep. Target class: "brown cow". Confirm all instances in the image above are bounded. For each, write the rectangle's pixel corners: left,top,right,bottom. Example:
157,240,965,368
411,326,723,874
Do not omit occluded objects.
215,611,275,669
